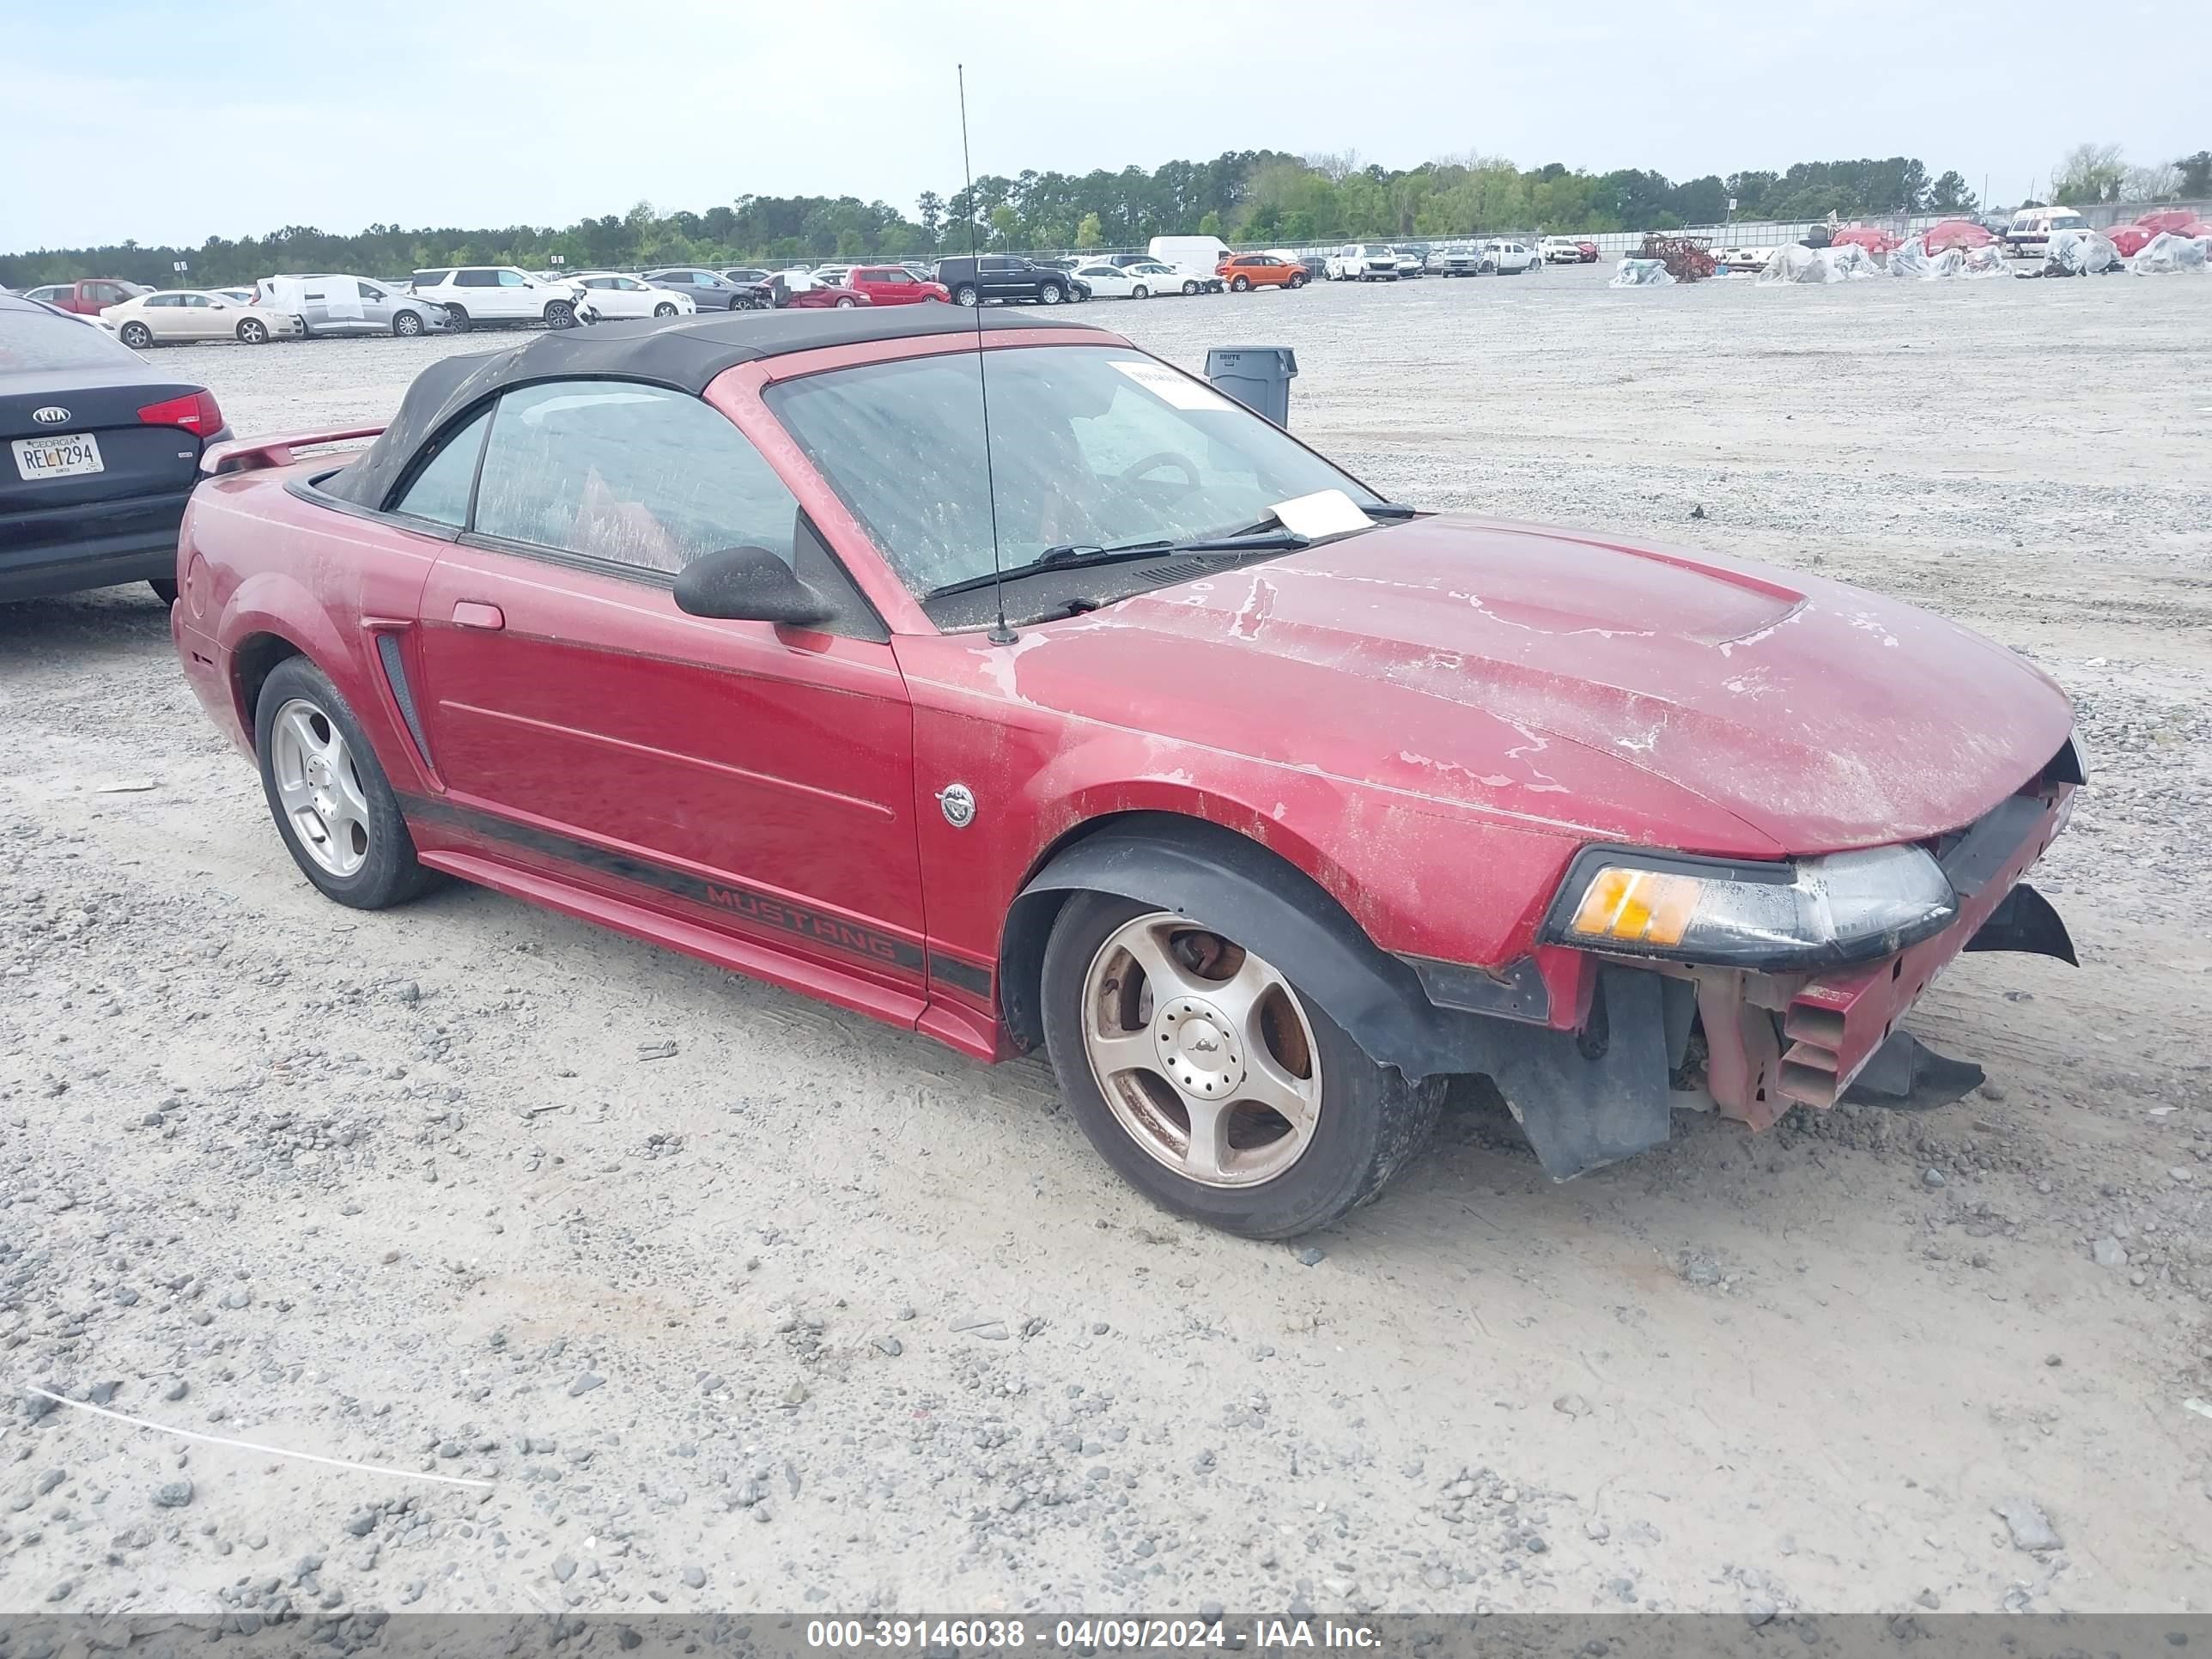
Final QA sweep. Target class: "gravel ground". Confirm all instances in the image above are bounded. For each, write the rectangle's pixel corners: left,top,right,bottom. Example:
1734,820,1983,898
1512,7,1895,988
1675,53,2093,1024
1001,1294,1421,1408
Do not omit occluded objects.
3,265,2210,1622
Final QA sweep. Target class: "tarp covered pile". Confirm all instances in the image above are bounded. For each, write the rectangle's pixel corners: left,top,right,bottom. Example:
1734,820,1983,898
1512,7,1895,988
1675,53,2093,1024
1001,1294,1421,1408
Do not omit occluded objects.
1888,237,2008,280
1608,258,1675,288
1756,243,1884,283
2130,232,2211,274
2045,228,2122,275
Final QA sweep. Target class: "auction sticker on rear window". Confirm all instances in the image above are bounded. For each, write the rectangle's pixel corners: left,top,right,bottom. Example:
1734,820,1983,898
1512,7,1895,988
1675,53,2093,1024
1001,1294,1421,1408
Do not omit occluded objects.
13,431,105,481
1110,359,1234,412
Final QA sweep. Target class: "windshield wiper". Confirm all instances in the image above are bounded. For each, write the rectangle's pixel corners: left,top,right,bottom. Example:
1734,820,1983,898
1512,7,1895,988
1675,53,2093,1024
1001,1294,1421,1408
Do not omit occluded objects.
1364,501,1419,519
928,540,1178,599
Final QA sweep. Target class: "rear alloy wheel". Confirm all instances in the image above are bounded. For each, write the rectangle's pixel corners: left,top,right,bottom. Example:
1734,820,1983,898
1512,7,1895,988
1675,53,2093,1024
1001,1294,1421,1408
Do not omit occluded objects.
544,300,576,330
254,657,443,910
1042,894,1442,1237
236,317,270,344
392,309,424,337
653,301,678,318
119,320,155,349
952,284,980,307
1231,275,1252,292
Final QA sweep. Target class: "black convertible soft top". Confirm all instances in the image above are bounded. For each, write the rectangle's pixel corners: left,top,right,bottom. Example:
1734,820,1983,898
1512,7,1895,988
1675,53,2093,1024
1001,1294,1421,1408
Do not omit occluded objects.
322,307,1108,510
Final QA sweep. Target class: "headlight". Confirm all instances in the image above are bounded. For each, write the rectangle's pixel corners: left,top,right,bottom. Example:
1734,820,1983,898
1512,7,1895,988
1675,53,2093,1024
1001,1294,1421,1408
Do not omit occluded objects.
1545,844,1957,970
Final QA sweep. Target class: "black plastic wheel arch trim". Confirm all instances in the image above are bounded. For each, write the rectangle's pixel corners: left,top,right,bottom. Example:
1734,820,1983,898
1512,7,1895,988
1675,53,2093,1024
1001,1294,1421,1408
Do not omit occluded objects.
1006,816,1578,1089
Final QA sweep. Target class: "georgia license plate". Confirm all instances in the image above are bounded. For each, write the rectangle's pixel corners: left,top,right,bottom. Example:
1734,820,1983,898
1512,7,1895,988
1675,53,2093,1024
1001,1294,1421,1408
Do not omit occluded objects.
12,431,105,481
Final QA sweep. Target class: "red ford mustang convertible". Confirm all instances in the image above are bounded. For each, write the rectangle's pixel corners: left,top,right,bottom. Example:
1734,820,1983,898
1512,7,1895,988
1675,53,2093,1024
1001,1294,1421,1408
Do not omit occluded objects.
172,308,2080,1237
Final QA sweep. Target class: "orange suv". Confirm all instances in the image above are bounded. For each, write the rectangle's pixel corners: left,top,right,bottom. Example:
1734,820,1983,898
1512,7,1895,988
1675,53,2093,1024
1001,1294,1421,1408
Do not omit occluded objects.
1215,252,1309,292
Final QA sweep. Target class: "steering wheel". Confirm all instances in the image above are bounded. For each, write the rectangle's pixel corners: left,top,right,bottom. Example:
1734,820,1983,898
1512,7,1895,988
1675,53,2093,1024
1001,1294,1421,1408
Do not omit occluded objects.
1118,451,1200,491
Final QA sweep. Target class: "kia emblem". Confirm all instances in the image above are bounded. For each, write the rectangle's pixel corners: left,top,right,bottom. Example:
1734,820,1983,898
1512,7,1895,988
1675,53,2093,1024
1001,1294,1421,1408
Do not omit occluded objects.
32,406,70,426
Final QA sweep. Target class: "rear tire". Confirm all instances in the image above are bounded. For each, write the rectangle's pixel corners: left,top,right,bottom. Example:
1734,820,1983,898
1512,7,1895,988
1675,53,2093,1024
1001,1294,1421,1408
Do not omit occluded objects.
119,320,155,349
1038,283,1064,305
952,284,980,307
236,317,270,344
1040,890,1443,1238
254,656,444,911
1182,280,1201,295
1231,275,1251,292
1131,285,1149,300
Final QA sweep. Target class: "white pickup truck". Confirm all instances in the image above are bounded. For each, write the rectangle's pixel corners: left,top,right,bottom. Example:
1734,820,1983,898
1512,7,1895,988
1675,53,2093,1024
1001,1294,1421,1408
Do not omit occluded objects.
1325,244,1401,282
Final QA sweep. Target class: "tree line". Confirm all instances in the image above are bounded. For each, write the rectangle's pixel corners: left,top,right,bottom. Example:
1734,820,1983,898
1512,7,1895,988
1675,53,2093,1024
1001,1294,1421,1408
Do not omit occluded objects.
6,143,2203,289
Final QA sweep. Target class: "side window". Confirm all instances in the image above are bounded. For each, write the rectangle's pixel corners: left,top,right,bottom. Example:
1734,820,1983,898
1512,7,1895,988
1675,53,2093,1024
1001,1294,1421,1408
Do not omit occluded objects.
455,269,495,288
392,408,490,528
412,270,449,289
880,270,912,283
357,282,385,300
496,269,528,288
182,295,210,308
145,295,180,308
472,380,801,575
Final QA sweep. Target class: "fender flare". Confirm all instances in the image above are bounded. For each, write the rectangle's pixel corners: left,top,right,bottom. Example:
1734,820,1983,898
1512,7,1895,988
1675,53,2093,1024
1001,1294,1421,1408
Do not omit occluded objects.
1003,814,1673,1182
1003,815,1487,1077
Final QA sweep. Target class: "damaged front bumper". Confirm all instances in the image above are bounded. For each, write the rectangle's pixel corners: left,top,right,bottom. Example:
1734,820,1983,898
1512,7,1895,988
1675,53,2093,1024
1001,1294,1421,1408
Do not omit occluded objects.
1433,756,2079,1182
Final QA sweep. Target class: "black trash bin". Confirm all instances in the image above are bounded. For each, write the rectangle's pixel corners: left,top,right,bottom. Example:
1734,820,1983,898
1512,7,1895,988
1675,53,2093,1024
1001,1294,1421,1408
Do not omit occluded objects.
1204,346,1298,427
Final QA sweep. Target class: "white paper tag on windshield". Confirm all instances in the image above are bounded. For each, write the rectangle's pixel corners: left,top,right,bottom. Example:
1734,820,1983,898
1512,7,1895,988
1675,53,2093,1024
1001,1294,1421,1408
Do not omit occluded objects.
1110,359,1235,411
1270,489,1376,539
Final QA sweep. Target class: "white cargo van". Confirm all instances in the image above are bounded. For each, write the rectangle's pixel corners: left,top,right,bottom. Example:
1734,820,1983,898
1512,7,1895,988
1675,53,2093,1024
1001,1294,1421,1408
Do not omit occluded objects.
2005,207,2090,258
1146,235,1231,276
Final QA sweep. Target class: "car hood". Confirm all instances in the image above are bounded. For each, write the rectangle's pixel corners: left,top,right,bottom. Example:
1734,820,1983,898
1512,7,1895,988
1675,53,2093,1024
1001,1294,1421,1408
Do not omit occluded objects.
999,514,2073,855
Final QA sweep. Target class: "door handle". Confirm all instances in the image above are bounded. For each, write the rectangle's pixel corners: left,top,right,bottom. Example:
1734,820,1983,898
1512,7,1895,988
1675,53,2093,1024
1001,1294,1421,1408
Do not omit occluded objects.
452,601,505,630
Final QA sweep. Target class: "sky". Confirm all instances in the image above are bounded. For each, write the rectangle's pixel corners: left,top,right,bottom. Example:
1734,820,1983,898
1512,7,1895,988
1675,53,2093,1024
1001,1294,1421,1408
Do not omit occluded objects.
4,0,2204,251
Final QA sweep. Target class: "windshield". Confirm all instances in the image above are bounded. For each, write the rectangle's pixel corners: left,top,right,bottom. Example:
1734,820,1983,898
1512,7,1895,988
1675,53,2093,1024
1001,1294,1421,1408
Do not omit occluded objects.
766,345,1382,607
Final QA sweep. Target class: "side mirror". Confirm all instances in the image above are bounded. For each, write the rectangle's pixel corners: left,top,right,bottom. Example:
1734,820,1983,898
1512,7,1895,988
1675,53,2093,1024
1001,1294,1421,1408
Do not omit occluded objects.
673,545,835,628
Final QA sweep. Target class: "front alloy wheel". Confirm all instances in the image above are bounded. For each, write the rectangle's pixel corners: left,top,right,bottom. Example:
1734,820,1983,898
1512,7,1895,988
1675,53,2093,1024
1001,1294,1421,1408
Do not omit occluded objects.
1042,894,1441,1237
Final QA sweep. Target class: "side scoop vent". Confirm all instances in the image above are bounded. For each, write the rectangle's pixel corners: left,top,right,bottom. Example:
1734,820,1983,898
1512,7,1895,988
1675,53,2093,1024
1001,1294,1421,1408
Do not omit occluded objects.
375,632,434,768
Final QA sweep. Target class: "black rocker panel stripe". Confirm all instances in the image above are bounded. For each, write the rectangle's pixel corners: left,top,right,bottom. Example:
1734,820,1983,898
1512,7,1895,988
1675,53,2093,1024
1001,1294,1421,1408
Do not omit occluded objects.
399,793,924,975
927,952,994,999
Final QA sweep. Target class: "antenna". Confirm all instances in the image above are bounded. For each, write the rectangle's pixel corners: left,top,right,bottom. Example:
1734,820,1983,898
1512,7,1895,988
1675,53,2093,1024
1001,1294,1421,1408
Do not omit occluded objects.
958,64,1016,647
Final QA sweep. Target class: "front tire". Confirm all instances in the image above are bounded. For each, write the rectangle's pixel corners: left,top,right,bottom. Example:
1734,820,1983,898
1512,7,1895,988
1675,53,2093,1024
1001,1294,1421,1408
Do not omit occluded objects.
544,300,576,329
1038,283,1064,305
392,309,424,337
443,305,470,332
236,317,270,344
1040,892,1443,1238
835,295,858,308
952,283,980,307
119,320,155,349
653,301,678,318
254,657,443,910
1287,272,1307,289
1182,280,1201,295
1131,284,1149,300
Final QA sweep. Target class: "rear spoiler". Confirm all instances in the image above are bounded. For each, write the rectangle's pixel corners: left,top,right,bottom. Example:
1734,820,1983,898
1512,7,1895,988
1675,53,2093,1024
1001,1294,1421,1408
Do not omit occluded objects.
200,426,386,478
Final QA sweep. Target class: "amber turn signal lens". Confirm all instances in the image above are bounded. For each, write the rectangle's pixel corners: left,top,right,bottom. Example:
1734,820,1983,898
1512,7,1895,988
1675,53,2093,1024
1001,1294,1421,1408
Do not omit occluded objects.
1566,867,1701,947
